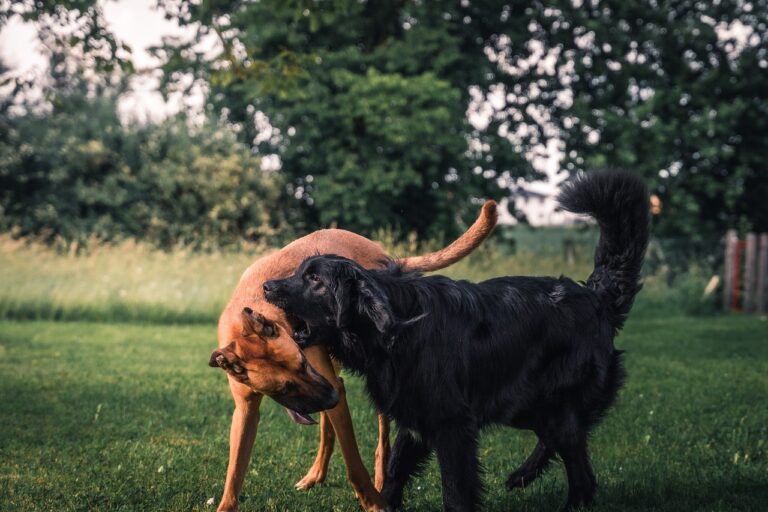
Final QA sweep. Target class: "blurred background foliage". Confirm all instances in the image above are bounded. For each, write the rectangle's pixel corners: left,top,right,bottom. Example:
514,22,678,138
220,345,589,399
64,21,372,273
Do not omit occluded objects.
0,65,286,248
1,0,767,249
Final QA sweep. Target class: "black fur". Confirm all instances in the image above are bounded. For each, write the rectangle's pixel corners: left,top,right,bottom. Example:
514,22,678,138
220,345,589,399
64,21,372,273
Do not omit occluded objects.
265,170,650,512
558,170,650,334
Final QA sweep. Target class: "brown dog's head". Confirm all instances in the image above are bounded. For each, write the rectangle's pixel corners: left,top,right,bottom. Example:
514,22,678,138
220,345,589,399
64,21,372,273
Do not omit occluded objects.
209,306,338,422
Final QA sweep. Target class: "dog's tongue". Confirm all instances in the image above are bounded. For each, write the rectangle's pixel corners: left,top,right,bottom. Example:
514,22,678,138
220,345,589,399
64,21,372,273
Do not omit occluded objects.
285,408,318,425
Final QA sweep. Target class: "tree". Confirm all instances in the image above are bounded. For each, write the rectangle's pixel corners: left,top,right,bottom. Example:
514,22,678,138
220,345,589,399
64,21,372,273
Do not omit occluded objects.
522,0,768,237
4,1,766,241
154,1,537,239
0,53,287,249
134,115,287,249
155,0,768,238
1,0,132,76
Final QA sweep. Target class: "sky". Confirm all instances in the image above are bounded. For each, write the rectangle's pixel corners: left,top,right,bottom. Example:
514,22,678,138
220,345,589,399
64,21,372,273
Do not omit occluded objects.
0,0,210,122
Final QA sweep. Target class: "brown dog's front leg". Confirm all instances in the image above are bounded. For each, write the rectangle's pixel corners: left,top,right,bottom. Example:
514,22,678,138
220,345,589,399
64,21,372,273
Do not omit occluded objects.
304,345,389,512
295,410,336,490
217,380,263,512
374,413,390,491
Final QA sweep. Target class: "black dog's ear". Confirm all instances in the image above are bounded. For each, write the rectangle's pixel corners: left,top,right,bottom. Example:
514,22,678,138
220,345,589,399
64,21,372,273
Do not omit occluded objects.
329,260,394,334
334,280,352,329
354,274,394,334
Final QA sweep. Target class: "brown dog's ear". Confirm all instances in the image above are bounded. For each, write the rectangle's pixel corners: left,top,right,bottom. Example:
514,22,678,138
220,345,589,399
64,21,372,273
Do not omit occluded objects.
241,307,278,338
254,313,277,338
241,307,258,337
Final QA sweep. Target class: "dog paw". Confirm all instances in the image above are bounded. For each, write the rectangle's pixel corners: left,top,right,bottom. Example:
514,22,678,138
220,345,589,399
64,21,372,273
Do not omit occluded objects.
295,472,325,491
505,471,530,489
361,501,392,512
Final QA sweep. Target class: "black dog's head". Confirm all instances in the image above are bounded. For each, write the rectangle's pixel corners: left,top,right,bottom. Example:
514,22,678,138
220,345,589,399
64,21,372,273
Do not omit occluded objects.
263,255,396,338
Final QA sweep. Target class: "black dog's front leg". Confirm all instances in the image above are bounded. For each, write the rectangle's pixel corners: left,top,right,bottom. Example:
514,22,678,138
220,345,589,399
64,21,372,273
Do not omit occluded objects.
434,424,482,512
381,429,432,509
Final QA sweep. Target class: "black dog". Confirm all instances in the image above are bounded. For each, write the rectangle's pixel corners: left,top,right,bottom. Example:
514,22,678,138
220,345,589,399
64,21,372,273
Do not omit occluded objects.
264,171,650,512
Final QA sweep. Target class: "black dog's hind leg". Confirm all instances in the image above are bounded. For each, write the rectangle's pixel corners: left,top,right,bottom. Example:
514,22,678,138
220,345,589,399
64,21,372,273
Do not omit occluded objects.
551,413,596,511
434,424,483,512
506,437,555,489
381,429,432,509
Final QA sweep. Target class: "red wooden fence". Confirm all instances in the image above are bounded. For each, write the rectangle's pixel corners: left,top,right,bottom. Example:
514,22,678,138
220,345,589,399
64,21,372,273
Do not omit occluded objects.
723,230,768,314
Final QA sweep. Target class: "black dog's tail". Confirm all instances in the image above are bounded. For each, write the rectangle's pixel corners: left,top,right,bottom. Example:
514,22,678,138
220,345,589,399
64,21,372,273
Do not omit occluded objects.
558,170,650,334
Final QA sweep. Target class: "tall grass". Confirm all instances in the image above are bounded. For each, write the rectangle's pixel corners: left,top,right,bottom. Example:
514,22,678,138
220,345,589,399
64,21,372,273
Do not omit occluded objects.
1,231,715,324
0,237,267,324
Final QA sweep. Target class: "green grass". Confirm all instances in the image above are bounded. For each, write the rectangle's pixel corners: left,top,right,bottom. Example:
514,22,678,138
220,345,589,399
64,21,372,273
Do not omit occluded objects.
0,233,750,509
1,315,766,511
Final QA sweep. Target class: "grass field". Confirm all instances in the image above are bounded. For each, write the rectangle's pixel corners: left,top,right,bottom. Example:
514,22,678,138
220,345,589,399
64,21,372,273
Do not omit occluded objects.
1,313,766,511
0,234,761,510
0,232,710,325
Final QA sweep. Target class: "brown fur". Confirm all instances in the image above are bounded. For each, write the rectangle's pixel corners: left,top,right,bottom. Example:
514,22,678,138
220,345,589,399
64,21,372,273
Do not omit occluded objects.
212,201,497,512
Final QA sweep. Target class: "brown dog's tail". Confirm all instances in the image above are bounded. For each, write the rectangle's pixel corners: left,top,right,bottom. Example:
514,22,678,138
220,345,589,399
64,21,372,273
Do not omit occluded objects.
397,200,498,272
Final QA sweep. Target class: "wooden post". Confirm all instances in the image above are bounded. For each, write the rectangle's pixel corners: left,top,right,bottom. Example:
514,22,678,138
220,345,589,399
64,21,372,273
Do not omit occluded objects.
733,240,745,311
744,233,757,313
757,233,768,314
723,229,738,311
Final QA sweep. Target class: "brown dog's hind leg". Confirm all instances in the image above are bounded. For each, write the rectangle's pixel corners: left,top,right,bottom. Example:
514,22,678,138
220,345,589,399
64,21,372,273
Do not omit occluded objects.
295,411,336,490
374,413,390,491
304,345,389,512
217,380,263,512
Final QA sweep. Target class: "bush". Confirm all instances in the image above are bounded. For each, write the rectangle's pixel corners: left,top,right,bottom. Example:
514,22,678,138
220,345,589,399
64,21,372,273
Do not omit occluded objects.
0,91,290,250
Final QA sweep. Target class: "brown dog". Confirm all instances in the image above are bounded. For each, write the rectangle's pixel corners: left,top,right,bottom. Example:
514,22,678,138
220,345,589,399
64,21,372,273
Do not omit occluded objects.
209,201,497,512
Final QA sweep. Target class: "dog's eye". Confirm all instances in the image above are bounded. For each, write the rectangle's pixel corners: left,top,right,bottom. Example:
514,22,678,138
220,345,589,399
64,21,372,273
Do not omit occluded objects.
307,273,320,283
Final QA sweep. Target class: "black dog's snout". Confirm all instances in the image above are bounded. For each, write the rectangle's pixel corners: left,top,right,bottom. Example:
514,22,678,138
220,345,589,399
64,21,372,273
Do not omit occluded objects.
263,280,277,294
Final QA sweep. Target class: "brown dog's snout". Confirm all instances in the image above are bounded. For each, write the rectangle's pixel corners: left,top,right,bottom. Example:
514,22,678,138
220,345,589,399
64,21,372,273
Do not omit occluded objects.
298,359,340,410
272,374,340,415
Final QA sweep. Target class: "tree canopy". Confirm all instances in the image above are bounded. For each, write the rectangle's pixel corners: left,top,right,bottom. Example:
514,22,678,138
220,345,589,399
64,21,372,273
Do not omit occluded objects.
1,0,767,246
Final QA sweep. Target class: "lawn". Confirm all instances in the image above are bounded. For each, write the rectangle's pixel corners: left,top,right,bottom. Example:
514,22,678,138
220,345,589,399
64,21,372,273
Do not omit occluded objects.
1,314,766,511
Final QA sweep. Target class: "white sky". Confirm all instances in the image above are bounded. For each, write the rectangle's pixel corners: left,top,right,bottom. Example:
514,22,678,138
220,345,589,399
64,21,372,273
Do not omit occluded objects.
0,0,208,122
